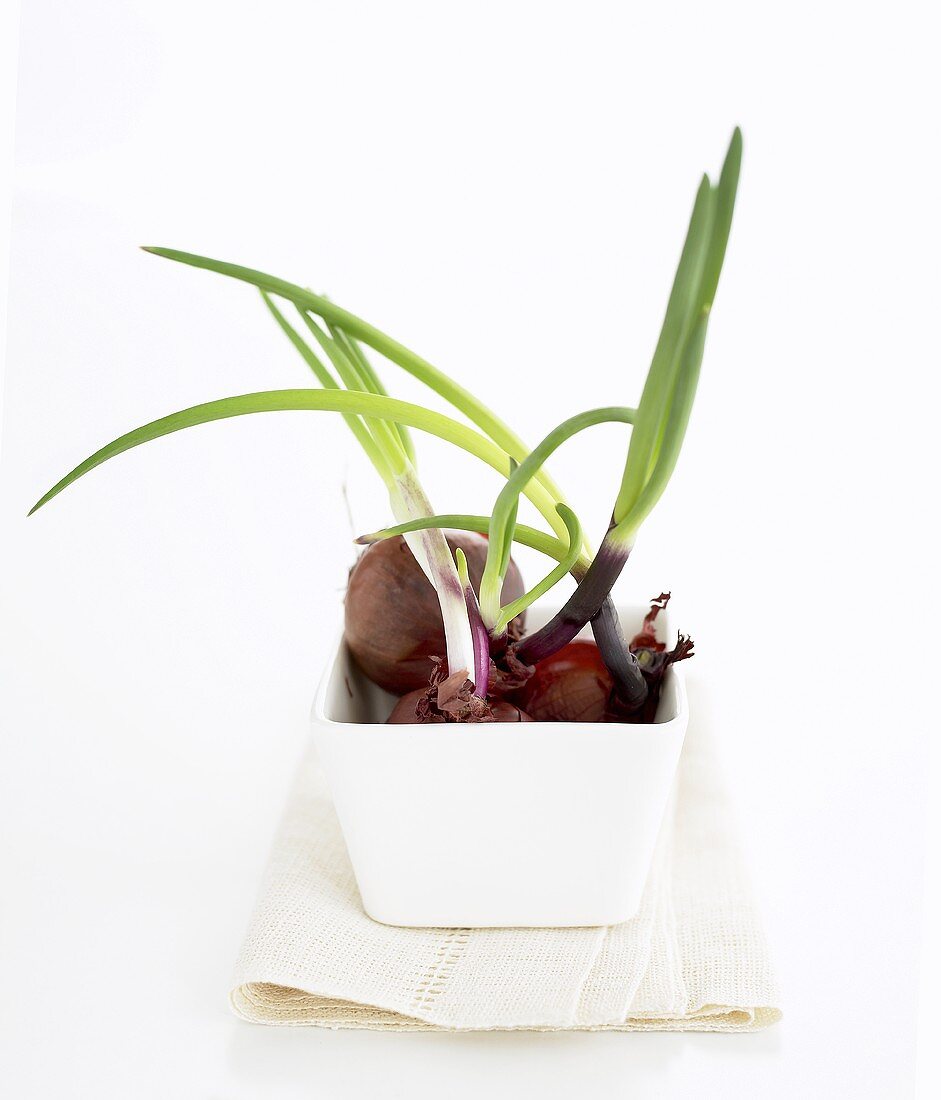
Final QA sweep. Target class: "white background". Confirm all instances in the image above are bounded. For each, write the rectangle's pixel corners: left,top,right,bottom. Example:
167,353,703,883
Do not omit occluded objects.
1,1,939,1096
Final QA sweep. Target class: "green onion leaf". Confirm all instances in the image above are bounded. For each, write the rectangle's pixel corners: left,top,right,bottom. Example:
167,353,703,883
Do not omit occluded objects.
294,309,409,475
327,321,417,464
29,389,563,522
493,504,582,634
478,406,636,629
354,513,581,571
260,292,393,481
141,247,569,511
613,176,716,522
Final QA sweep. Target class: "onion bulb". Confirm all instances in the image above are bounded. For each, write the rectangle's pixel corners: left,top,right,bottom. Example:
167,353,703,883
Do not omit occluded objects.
345,532,524,694
514,640,612,723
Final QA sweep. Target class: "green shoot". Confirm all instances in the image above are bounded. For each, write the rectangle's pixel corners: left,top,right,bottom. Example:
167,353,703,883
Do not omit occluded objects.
141,246,572,519
493,504,582,634
294,308,409,477
28,389,565,521
327,321,416,464
612,127,742,536
477,407,636,630
514,128,743,670
260,292,394,482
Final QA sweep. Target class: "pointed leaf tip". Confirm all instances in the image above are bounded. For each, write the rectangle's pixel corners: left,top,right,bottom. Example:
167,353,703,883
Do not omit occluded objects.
454,546,471,588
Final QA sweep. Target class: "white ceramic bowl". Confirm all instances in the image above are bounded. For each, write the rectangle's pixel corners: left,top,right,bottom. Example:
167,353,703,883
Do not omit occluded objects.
311,604,688,928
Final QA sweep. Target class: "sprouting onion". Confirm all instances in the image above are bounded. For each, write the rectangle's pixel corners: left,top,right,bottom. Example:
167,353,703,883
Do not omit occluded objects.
30,127,743,723
338,128,742,708
501,128,741,673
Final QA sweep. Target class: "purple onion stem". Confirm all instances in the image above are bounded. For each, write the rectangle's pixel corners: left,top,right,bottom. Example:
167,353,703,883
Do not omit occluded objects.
462,584,491,699
590,598,648,709
513,532,633,668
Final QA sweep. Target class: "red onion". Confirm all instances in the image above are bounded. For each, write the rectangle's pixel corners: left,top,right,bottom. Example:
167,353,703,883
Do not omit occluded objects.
514,640,612,723
515,601,695,724
345,532,525,694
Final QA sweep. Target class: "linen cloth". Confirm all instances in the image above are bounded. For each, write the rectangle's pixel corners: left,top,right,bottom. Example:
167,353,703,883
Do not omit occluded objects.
230,687,780,1031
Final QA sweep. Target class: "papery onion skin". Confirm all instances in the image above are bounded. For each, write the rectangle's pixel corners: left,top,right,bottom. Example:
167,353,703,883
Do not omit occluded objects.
387,688,532,724
345,533,525,694
514,640,612,723
386,689,436,724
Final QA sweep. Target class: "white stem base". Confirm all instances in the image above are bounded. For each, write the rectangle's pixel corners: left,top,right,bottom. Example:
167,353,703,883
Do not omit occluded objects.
389,467,476,684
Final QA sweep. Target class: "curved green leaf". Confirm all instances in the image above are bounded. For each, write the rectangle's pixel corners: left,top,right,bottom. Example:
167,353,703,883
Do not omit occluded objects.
478,406,636,628
493,504,583,634
354,512,581,569
29,389,562,523
142,247,569,509
259,292,393,480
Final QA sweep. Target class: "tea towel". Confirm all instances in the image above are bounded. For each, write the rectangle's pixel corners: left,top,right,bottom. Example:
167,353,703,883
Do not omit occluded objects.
230,684,780,1031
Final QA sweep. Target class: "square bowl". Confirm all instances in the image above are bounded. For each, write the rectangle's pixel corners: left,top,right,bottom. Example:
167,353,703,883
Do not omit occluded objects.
311,604,688,928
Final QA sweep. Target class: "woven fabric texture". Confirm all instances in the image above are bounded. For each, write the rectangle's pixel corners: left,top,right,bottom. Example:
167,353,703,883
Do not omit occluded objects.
230,699,780,1032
